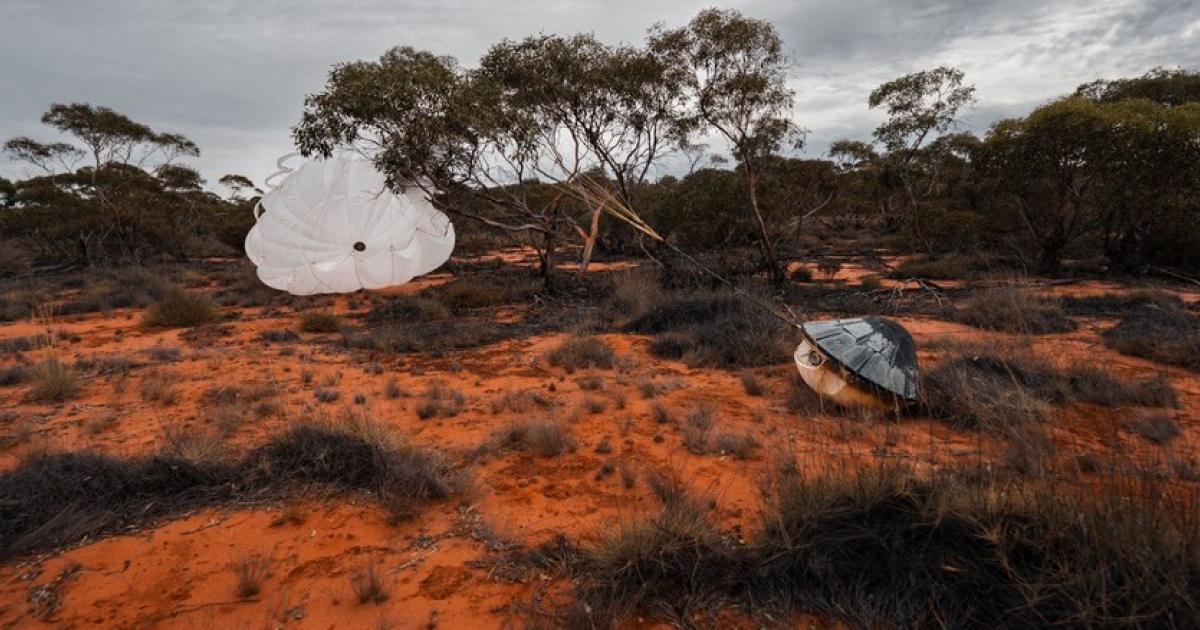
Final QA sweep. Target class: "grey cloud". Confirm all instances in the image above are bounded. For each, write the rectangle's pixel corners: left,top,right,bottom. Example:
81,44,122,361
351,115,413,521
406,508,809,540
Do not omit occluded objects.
2,0,1197,188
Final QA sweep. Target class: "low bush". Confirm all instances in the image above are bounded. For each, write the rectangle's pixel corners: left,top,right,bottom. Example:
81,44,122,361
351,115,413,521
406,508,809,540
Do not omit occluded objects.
0,421,453,557
570,465,1200,628
299,311,344,333
627,291,793,369
141,288,216,328
713,431,758,460
957,287,1075,334
365,295,451,323
1125,411,1181,444
1062,289,1184,317
547,337,615,373
0,365,30,387
581,489,739,623
922,344,1175,431
28,358,81,402
432,277,539,311
366,320,507,353
1065,365,1176,407
751,467,1200,627
1102,305,1200,370
889,252,998,280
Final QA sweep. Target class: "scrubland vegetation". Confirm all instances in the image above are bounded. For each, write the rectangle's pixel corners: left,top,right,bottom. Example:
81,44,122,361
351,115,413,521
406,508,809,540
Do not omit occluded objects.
2,6,1200,630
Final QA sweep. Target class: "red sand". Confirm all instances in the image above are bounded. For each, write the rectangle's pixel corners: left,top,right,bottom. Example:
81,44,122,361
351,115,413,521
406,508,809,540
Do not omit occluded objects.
1,263,1197,628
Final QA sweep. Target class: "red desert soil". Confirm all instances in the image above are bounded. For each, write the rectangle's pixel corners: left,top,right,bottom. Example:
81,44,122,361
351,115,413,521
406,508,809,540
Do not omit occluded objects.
1,256,1198,628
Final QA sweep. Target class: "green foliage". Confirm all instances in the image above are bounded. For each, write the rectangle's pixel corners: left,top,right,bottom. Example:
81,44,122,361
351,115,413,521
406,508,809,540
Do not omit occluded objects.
1077,67,1200,106
866,67,977,251
295,32,687,285
978,95,1200,273
3,103,250,264
650,8,802,283
869,67,977,155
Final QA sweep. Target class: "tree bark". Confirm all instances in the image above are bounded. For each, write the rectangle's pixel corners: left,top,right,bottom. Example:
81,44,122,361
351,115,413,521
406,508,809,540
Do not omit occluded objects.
745,165,785,285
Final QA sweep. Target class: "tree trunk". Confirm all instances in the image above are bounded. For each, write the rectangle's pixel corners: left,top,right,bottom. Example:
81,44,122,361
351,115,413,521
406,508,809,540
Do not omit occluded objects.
746,166,784,285
1036,237,1066,276
540,232,557,292
576,204,602,277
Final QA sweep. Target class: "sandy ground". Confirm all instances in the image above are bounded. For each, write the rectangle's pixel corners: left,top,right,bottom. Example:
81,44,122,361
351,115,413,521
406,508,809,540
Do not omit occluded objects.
1,256,1198,629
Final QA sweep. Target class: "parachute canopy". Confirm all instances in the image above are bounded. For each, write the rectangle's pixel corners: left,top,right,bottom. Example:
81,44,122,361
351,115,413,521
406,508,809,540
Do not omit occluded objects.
794,317,920,407
245,156,455,295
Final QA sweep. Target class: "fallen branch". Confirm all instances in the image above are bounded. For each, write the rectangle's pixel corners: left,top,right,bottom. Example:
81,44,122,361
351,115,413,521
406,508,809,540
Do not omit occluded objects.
1146,265,1200,288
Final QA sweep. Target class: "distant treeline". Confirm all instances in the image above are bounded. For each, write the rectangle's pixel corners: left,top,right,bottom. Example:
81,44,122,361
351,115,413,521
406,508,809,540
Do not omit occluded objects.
3,9,1199,281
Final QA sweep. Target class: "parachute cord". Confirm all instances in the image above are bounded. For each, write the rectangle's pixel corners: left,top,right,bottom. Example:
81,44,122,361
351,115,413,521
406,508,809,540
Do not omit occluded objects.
253,153,303,220
654,237,804,330
568,175,803,330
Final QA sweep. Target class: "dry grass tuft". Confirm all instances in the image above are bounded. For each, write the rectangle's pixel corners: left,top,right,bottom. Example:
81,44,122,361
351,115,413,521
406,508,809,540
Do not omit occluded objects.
957,287,1075,334
28,358,80,402
628,290,793,368
139,370,180,405
231,551,272,599
415,380,464,419
547,336,615,373
299,311,344,333
349,561,389,604
141,288,216,328
1102,304,1200,370
496,419,574,457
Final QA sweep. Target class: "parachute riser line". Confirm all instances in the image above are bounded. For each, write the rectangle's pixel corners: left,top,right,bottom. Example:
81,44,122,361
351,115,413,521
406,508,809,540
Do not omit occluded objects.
657,237,803,330
253,153,303,221
570,178,801,329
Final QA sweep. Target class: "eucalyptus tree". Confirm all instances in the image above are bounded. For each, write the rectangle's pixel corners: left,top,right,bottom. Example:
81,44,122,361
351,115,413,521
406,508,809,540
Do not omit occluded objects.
978,95,1200,274
868,66,976,250
1076,67,1200,107
293,46,566,278
0,177,14,208
217,174,259,201
3,103,202,261
295,36,685,286
475,33,685,273
650,8,803,284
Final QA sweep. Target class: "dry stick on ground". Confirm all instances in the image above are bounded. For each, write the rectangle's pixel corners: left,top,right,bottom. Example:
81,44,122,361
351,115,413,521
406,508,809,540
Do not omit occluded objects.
1146,265,1200,288
877,277,946,308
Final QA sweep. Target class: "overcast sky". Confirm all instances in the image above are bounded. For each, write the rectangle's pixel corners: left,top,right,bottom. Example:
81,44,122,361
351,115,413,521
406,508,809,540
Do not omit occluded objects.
2,0,1198,191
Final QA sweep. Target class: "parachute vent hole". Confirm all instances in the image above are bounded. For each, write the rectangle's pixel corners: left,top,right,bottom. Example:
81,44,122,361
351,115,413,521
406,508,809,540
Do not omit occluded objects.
353,241,366,252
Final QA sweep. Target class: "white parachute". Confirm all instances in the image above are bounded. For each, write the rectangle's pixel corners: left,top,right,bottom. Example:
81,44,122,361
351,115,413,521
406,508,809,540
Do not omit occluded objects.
244,155,455,295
